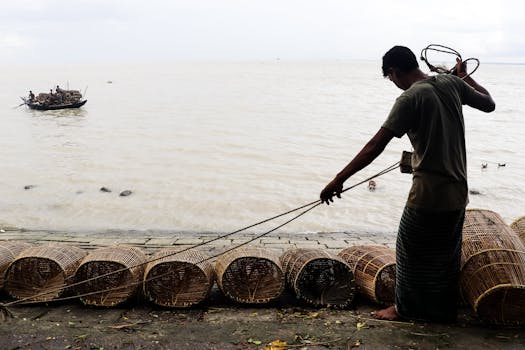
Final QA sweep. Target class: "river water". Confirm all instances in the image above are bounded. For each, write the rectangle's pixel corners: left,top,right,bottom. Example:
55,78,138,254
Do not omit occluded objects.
0,61,523,235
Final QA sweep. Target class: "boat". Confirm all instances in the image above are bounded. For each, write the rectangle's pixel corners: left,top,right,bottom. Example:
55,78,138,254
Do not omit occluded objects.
21,87,87,111
23,99,87,111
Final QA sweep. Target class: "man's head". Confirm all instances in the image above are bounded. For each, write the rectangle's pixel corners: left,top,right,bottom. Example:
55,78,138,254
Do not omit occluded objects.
382,46,419,77
382,46,425,90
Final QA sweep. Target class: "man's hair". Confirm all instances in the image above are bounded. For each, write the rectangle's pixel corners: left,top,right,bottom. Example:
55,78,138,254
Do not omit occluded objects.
382,46,419,77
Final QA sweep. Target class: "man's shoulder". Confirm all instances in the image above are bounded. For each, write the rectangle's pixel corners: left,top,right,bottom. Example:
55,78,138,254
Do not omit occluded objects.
407,75,464,96
428,74,467,89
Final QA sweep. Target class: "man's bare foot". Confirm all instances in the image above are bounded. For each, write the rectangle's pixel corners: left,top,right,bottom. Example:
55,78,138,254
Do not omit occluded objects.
371,305,400,320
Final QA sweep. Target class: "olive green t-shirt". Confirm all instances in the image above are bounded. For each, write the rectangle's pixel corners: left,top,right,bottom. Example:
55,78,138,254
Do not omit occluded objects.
382,74,478,211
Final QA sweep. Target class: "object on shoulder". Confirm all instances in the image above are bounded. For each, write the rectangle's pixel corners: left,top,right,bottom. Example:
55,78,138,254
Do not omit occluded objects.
400,151,413,174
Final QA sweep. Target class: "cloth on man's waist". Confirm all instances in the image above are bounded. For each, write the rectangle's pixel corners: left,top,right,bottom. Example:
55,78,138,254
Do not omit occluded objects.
395,206,465,322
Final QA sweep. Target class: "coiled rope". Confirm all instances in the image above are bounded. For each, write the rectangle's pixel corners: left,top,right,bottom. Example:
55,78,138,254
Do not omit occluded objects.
420,44,480,80
0,160,400,313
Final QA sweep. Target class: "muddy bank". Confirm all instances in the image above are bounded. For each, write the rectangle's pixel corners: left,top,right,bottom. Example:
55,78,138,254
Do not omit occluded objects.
1,291,524,350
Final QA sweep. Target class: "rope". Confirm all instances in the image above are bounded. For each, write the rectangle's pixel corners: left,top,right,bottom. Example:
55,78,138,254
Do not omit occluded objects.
14,201,323,306
1,161,400,308
420,44,480,80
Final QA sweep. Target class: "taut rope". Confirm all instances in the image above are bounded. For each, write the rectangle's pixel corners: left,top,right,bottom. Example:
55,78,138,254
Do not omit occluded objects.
1,161,400,312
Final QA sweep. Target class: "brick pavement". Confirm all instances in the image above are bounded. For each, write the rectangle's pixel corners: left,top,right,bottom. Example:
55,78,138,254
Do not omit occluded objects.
0,222,396,254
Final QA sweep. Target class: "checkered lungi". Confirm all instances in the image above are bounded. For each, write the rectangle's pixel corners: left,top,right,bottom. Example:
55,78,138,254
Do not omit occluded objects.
395,206,465,322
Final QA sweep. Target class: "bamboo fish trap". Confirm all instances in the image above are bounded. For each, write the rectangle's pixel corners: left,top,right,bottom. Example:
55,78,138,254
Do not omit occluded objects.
74,246,147,307
461,209,525,324
511,216,525,243
280,248,356,308
0,241,32,290
144,249,215,308
4,244,87,302
338,245,396,305
215,246,285,304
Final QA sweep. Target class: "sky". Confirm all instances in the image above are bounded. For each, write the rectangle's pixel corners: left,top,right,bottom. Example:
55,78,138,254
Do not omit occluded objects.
1,0,524,64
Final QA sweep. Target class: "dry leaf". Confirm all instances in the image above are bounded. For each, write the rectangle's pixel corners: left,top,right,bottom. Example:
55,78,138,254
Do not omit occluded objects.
264,339,287,350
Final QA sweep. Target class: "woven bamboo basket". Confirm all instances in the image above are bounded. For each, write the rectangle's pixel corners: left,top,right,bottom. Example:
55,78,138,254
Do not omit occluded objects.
511,216,525,243
0,241,33,290
144,248,215,308
4,244,87,302
461,209,525,323
280,248,356,307
338,245,396,305
215,246,284,304
74,246,147,307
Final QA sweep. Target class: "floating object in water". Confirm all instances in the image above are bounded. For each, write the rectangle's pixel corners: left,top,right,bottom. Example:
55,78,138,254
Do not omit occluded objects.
107,80,113,84
469,189,482,195
23,185,35,190
498,163,506,168
21,88,87,111
120,190,132,197
481,163,488,169
100,187,112,193
368,180,376,192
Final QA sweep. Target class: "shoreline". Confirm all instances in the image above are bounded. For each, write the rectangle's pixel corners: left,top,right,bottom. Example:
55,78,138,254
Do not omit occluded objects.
0,225,397,254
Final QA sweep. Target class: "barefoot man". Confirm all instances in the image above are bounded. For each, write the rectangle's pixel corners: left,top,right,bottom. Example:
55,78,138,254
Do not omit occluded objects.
320,46,495,322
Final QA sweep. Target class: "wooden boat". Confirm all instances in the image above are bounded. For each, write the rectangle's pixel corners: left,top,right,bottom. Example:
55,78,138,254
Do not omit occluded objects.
22,88,87,111
23,99,87,111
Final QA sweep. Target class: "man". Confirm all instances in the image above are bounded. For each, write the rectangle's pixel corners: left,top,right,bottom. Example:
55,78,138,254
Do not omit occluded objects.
320,46,495,322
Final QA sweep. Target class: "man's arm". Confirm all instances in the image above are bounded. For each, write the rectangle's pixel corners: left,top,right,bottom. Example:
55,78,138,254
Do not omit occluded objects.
456,59,495,113
320,127,395,204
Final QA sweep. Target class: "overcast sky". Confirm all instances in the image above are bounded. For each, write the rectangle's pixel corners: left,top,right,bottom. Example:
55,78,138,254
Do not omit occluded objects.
1,0,523,64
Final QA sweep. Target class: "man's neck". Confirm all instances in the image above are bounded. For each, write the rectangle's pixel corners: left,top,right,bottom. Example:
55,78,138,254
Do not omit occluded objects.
410,69,428,83
401,69,428,90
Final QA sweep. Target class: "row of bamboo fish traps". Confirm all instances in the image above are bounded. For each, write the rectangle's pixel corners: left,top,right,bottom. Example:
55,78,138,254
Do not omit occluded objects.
0,243,386,309
1,209,525,324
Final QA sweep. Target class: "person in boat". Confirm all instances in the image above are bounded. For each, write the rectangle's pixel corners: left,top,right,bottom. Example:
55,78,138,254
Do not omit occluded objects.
28,90,35,102
55,85,64,104
320,46,495,323
47,89,58,105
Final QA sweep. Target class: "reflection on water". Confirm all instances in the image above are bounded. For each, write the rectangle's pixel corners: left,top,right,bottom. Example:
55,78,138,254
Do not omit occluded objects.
29,107,87,122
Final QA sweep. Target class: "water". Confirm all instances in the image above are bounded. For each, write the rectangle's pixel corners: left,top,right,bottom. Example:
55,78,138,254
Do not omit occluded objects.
0,61,523,235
